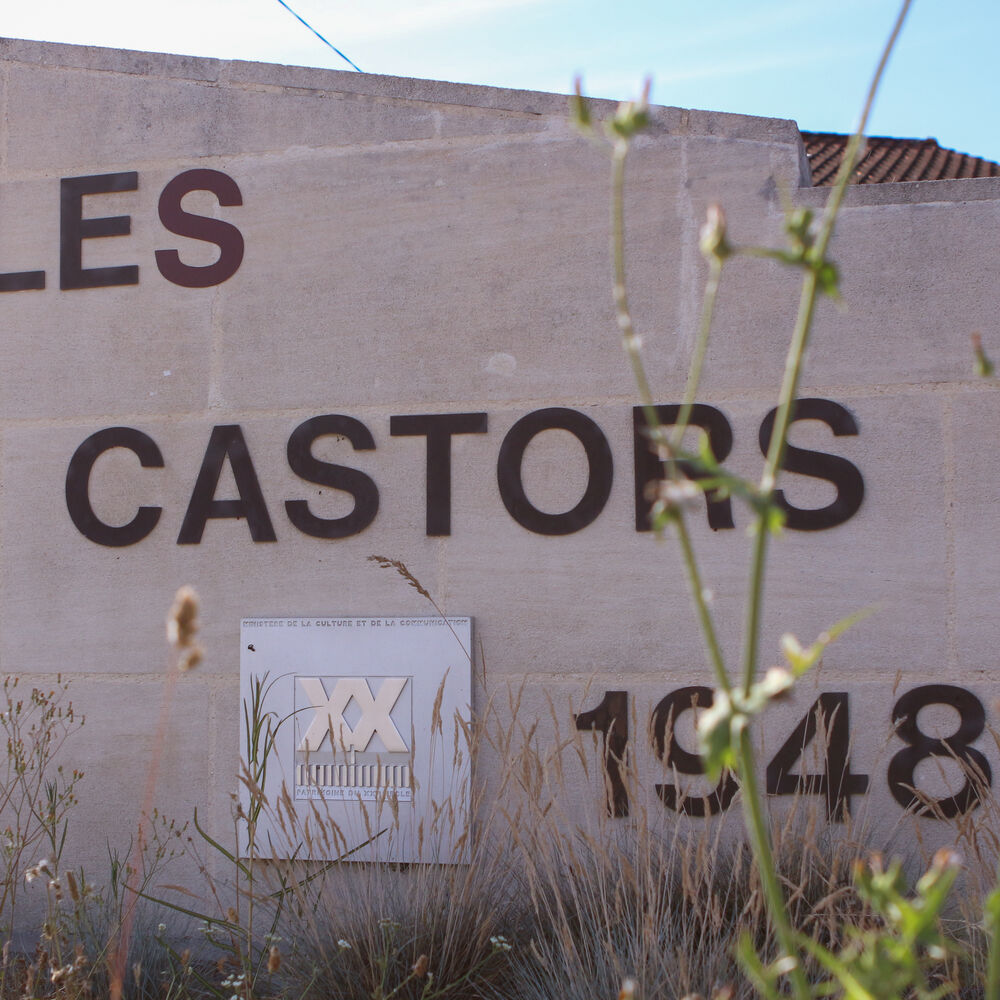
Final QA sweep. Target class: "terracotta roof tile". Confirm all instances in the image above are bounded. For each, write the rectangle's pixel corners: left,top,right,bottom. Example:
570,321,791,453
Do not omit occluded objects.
800,131,1000,186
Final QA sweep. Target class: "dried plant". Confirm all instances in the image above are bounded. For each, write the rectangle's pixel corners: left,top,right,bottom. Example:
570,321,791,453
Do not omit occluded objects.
0,676,83,969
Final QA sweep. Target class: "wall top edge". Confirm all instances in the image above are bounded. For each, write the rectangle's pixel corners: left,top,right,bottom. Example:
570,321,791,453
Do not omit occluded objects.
0,35,804,148
797,174,1000,208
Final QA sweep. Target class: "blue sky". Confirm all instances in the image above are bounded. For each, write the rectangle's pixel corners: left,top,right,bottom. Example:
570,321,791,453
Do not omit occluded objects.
5,0,1000,163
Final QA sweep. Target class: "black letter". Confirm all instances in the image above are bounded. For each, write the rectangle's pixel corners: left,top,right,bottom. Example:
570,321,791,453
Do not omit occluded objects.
390,413,488,535
65,427,163,546
758,398,864,531
0,269,44,292
60,172,139,289
497,408,612,535
286,415,380,538
634,404,734,531
178,426,276,543
155,169,245,288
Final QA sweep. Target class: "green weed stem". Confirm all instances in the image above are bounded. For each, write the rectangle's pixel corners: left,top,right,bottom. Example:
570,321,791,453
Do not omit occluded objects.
607,4,913,996
986,875,1000,1000
611,139,730,694
672,256,723,456
737,728,811,1000
729,6,913,995
740,0,913,696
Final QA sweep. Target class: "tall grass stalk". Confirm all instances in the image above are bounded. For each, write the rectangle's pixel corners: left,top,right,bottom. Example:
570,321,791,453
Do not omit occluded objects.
110,586,201,1000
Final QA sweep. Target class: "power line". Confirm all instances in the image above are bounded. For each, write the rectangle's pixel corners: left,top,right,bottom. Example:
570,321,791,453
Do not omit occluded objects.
273,0,363,73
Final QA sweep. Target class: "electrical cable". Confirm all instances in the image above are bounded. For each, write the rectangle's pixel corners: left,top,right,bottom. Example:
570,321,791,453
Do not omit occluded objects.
273,0,363,72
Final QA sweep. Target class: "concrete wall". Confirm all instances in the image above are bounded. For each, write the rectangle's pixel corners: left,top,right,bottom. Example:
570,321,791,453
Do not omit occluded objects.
2,36,999,872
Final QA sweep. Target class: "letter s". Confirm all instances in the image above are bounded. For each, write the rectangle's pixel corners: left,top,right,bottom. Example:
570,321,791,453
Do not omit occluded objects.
759,398,864,531
155,169,244,287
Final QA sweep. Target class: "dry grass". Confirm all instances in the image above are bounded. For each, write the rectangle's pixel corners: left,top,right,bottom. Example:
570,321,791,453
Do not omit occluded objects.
0,656,995,999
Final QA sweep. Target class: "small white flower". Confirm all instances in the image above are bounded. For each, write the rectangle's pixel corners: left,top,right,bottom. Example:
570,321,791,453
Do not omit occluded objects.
157,923,166,934
337,938,351,950
661,479,700,506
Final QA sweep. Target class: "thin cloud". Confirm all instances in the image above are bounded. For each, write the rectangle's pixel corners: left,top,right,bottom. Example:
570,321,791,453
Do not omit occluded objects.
2,0,547,62
314,0,551,44
655,49,817,86
654,33,876,88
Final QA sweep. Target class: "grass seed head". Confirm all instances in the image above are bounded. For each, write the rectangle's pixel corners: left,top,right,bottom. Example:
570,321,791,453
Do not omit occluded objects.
167,585,200,648
178,643,204,673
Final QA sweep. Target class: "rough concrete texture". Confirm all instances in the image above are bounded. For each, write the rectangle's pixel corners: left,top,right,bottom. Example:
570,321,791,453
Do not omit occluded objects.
0,36,996,878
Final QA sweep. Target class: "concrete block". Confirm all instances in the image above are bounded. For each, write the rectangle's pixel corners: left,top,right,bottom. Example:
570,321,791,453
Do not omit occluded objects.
211,137,684,411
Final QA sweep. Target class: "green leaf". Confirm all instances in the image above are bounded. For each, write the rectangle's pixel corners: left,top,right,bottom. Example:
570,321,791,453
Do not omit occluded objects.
973,333,995,378
815,260,841,298
747,501,786,537
784,206,815,248
736,934,784,1000
133,885,241,933
605,81,651,142
766,503,786,535
779,606,877,677
192,806,249,876
797,933,876,1000
607,107,649,141
985,884,1000,932
569,78,593,134
697,431,719,468
984,881,1000,1000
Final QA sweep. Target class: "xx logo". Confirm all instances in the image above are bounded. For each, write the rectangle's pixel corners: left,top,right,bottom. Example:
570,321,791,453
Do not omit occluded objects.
298,676,408,753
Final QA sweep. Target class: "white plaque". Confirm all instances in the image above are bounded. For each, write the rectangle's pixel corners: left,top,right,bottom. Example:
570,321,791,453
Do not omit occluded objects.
239,616,472,863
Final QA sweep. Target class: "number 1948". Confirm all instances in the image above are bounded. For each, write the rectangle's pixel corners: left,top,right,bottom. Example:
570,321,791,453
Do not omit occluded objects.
575,685,990,821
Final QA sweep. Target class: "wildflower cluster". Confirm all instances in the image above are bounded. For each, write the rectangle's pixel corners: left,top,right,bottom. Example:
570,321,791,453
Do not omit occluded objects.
220,968,246,1000
23,858,53,884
